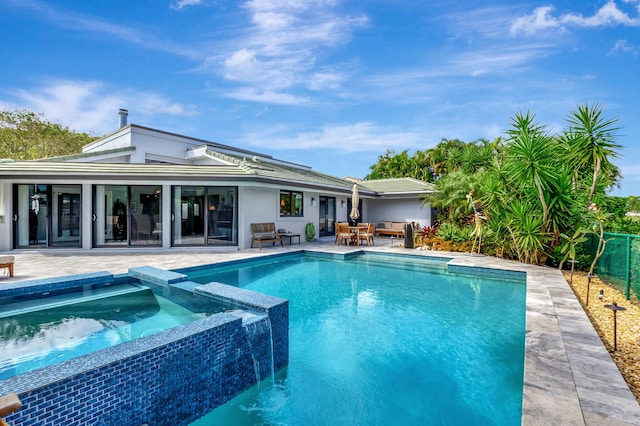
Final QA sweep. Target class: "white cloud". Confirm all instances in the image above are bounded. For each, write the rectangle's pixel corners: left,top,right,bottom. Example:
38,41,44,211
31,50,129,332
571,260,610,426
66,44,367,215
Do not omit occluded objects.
243,122,421,153
308,71,346,91
209,0,368,104
6,0,199,59
223,88,309,104
170,0,205,11
510,6,561,36
563,0,639,26
8,79,196,135
511,1,640,36
450,46,550,76
609,39,639,55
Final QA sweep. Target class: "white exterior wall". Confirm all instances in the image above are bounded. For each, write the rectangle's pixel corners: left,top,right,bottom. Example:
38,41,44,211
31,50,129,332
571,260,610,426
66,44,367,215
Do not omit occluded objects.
128,128,193,164
83,128,132,153
0,179,340,251
88,155,134,164
0,182,10,251
366,198,432,228
0,178,430,252
238,187,321,248
336,195,350,224
84,126,208,165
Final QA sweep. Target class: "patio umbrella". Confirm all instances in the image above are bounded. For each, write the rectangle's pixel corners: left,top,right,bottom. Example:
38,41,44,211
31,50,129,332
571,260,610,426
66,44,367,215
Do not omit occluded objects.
349,184,360,221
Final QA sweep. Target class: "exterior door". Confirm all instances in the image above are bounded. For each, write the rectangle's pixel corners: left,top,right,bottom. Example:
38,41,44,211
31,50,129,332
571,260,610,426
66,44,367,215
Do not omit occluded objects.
318,196,336,237
51,186,81,247
14,184,82,248
92,185,162,247
172,186,237,246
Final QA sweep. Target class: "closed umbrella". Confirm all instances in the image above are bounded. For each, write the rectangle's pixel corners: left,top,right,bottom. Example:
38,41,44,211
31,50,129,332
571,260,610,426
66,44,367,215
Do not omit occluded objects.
349,184,360,223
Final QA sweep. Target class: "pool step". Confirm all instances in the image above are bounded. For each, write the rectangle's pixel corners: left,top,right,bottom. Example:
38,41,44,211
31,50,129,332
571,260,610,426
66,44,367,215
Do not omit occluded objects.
128,266,187,285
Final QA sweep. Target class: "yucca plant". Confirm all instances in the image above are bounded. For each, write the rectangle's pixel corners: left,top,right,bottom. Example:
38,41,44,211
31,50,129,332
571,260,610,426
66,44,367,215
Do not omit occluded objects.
504,200,551,264
563,104,621,205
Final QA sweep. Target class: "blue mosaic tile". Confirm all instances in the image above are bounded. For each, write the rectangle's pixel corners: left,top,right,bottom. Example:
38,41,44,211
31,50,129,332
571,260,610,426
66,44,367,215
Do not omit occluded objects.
2,286,289,426
195,281,287,312
448,264,526,281
128,266,187,285
173,251,302,275
0,271,113,298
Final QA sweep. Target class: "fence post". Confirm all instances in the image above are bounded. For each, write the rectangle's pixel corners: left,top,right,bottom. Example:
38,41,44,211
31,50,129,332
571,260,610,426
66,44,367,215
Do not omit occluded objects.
626,235,631,300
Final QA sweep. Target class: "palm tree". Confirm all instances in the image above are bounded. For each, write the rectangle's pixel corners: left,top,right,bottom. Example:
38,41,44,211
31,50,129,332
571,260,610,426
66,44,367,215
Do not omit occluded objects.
563,104,621,205
421,171,475,225
426,138,467,178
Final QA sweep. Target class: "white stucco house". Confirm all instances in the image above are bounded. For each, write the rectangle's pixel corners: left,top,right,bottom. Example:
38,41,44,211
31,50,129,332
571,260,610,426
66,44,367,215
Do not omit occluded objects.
0,110,435,251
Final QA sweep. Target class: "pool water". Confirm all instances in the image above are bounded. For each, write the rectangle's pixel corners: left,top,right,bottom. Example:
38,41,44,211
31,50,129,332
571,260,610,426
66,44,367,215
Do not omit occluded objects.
0,283,217,380
189,254,526,425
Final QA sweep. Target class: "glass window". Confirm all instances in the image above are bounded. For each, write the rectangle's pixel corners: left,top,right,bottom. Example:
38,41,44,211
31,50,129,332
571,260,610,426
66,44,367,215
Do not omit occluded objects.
173,186,237,246
130,186,162,246
15,184,82,249
280,190,303,217
92,185,161,247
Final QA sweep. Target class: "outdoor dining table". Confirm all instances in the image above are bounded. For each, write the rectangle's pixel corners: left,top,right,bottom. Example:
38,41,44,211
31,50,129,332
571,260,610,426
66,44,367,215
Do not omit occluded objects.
348,225,368,245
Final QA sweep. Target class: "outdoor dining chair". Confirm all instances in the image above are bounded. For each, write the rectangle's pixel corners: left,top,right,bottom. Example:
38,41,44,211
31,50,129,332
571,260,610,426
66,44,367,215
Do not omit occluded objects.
358,223,375,246
335,222,355,245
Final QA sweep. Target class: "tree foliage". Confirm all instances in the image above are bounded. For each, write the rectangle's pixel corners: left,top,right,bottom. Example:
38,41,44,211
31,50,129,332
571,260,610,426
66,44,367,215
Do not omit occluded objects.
369,103,629,265
0,109,96,160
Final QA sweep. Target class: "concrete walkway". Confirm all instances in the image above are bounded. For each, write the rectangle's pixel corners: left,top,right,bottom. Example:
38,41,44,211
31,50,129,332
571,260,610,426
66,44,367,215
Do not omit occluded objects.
2,237,639,425
0,237,397,282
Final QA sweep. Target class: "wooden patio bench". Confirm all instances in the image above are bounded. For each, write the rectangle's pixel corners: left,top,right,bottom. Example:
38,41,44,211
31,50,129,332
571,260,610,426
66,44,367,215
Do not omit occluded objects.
250,223,284,249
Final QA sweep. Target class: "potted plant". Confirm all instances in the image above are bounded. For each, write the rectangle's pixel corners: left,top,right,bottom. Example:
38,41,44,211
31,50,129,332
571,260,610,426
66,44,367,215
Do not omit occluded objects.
305,222,315,242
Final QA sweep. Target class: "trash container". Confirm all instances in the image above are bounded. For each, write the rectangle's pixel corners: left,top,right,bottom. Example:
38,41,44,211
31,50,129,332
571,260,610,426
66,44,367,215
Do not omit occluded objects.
404,223,414,249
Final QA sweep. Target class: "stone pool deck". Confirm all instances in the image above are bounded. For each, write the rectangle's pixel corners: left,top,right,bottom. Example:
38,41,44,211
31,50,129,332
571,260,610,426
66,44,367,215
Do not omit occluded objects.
2,238,640,425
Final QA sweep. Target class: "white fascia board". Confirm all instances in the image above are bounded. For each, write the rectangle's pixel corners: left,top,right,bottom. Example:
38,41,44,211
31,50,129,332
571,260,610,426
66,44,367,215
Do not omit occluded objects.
83,126,132,153
145,153,190,165
185,146,236,166
65,151,132,163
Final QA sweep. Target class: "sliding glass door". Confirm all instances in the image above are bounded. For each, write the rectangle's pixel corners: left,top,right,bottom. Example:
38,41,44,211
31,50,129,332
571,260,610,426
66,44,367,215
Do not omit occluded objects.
172,186,237,246
14,184,82,248
93,185,162,247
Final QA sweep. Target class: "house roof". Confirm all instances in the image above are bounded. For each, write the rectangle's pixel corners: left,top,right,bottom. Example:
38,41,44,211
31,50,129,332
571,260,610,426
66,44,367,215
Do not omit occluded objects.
351,177,435,195
0,122,434,198
38,146,136,162
0,159,435,198
0,157,358,193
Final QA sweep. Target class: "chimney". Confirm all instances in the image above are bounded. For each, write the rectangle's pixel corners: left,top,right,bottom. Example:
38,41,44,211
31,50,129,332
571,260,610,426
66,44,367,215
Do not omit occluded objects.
118,109,128,128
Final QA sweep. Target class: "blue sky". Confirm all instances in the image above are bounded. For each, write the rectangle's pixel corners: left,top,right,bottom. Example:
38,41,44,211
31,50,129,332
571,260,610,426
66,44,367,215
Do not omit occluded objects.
1,0,638,196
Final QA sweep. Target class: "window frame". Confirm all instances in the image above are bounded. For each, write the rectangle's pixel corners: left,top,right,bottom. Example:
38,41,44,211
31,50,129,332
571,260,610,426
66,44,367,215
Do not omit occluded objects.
279,190,303,217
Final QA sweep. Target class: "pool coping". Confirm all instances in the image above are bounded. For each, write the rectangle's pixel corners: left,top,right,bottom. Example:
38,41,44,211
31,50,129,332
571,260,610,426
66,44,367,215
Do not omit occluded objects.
2,246,639,424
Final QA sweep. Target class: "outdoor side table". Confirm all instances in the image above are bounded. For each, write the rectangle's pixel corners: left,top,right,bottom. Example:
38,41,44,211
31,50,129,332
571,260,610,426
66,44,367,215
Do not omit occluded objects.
282,233,301,245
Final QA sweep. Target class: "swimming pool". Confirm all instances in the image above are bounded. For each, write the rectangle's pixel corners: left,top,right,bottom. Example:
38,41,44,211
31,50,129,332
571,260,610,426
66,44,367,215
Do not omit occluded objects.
0,281,227,380
188,253,526,425
1,268,289,426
